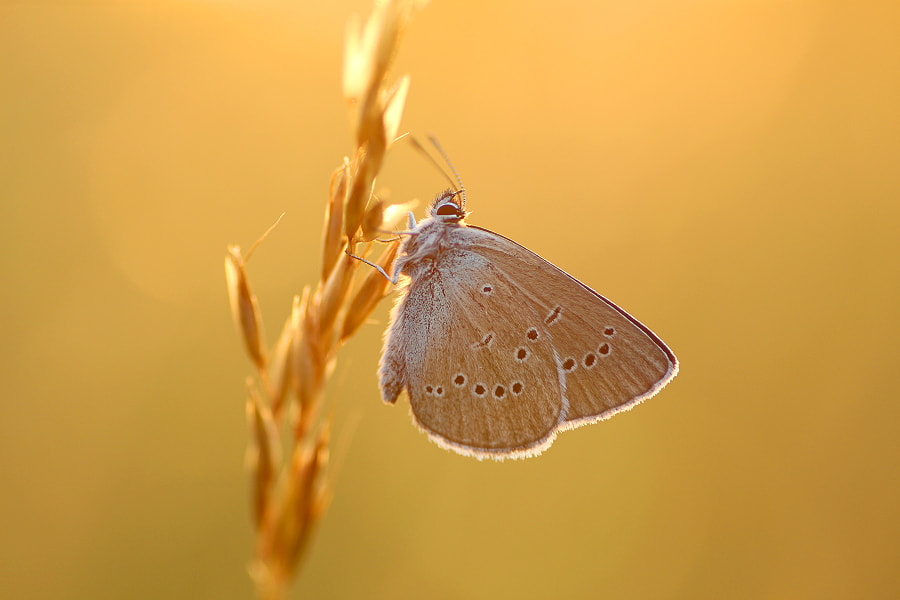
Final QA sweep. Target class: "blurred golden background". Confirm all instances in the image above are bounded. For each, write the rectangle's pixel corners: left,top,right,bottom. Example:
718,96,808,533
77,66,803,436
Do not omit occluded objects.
3,0,899,598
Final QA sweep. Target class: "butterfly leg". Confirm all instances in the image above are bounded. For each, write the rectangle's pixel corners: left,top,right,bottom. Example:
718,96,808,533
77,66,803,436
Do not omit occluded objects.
347,211,419,283
345,251,400,284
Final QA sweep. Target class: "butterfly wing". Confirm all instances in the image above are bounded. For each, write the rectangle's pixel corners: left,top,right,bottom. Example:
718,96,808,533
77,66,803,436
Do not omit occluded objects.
379,223,678,459
381,244,566,458
466,226,678,430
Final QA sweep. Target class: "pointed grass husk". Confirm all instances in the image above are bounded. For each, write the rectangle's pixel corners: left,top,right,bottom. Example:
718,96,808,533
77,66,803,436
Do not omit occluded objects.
321,160,349,281
360,197,387,242
267,310,296,419
247,381,280,530
226,1,424,597
284,424,331,572
314,252,357,352
225,246,266,371
343,149,378,242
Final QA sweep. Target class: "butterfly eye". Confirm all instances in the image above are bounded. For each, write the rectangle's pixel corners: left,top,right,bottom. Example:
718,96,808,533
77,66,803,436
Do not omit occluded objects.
435,202,461,216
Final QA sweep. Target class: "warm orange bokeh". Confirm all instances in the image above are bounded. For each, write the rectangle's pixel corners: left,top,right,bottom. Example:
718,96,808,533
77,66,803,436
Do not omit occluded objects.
2,1,898,598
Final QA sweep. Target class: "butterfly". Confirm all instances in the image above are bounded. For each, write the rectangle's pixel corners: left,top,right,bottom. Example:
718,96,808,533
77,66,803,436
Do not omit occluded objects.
375,189,678,460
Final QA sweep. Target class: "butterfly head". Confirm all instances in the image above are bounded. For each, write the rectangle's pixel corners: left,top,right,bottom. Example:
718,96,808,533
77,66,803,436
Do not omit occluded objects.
429,189,468,224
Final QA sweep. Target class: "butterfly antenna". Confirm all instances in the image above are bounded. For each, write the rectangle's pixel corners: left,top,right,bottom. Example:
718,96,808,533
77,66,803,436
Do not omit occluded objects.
408,136,459,195
428,135,467,210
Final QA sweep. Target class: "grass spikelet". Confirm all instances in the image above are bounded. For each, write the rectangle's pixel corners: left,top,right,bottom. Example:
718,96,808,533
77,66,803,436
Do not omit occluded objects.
267,312,296,419
225,1,423,598
321,160,349,281
225,246,266,371
246,382,280,529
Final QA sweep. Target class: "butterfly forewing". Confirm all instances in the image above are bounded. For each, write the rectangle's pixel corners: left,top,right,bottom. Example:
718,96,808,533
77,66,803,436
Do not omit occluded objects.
402,249,565,457
465,227,678,427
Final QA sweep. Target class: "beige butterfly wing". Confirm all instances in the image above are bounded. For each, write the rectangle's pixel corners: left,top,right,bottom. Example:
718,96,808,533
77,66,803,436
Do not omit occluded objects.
379,224,678,459
466,226,679,431
382,243,567,459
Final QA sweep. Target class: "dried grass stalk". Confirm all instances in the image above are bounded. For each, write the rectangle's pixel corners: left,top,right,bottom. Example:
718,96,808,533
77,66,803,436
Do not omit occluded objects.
225,1,425,598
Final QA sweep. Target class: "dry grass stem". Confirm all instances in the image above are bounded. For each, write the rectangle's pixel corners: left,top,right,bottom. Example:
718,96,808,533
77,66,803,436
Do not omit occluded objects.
225,1,425,598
